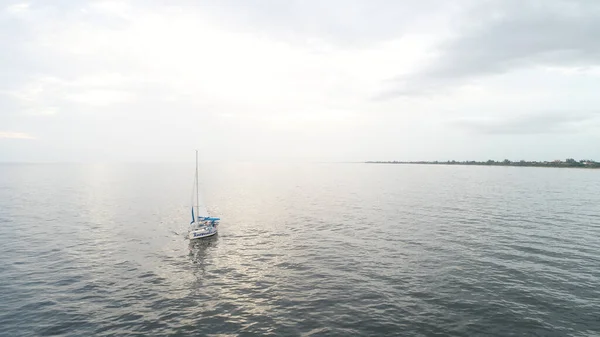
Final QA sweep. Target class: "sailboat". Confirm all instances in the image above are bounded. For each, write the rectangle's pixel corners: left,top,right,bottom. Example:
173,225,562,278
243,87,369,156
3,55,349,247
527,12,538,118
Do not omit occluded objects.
188,150,220,240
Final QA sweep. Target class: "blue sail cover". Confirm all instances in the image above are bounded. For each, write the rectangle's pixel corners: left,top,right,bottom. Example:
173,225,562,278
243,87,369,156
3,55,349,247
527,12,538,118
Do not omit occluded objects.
190,208,195,224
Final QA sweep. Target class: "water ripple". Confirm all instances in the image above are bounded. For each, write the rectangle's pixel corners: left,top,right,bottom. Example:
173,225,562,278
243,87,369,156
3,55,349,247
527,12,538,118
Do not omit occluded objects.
1,163,599,336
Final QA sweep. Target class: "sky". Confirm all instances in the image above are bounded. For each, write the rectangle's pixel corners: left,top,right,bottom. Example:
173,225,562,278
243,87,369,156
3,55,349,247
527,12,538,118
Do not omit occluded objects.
1,0,600,162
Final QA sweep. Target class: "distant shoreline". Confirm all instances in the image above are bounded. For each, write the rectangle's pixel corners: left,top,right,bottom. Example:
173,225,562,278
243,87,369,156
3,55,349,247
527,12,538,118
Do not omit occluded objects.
366,159,600,169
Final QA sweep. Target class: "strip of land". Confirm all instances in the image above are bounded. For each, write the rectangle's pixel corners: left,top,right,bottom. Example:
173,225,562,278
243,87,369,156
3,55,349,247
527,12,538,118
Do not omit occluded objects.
366,159,600,168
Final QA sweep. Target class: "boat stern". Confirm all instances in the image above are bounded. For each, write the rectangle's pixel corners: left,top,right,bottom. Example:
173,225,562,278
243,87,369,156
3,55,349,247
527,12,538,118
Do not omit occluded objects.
188,225,218,239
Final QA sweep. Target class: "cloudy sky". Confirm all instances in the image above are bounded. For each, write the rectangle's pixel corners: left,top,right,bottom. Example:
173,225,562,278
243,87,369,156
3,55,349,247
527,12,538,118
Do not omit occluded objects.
1,0,599,162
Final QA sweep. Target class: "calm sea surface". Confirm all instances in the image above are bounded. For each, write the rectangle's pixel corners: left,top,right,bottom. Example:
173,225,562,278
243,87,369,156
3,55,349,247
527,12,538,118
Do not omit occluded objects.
1,163,599,336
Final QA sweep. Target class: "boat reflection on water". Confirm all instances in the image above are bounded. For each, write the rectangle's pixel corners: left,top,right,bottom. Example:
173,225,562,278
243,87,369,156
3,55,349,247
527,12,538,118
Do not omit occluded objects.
186,235,218,292
188,235,218,265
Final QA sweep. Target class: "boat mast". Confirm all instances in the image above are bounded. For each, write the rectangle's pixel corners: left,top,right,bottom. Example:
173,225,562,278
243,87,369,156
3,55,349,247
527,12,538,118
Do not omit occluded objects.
195,150,199,221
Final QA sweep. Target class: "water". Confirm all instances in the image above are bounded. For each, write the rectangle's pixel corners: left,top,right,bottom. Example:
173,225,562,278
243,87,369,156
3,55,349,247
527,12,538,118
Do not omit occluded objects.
1,163,599,336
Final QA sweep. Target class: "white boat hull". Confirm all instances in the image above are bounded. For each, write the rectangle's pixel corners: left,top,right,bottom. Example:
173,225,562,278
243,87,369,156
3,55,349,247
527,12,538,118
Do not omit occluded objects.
188,226,218,240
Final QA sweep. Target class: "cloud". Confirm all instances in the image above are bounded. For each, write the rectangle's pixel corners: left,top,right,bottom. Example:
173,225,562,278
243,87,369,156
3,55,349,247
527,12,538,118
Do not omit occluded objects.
451,110,600,135
3,2,438,118
383,0,600,96
66,89,134,106
6,2,33,13
0,132,35,139
1,0,600,162
4,74,137,114
5,3,29,15
192,0,467,47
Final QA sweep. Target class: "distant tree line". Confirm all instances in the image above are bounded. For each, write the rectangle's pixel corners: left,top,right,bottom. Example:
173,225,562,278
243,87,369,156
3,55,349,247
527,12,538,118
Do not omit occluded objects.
365,159,600,168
